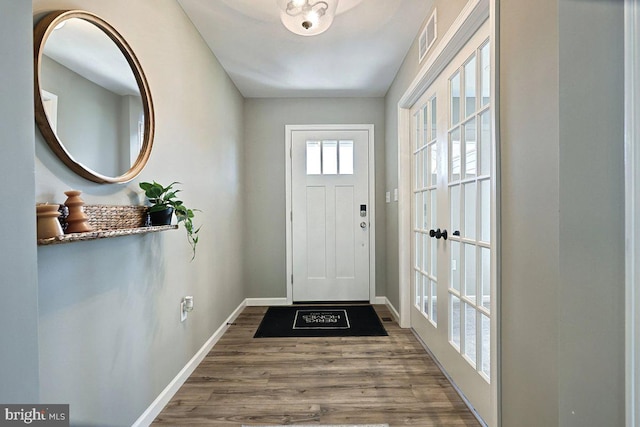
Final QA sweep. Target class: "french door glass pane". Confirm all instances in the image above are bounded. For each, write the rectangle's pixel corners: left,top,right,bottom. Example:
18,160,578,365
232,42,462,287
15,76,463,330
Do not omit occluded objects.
481,313,490,376
451,240,460,292
423,105,429,147
431,281,438,323
450,185,460,234
480,110,491,176
415,232,421,270
464,182,477,239
481,179,490,242
423,190,430,230
464,303,477,365
451,295,461,349
429,144,437,186
481,43,490,107
414,112,421,150
464,55,477,118
481,247,491,311
415,271,421,307
451,71,461,125
430,189,437,232
464,243,477,303
423,276,430,316
415,192,421,229
431,234,438,277
464,118,477,178
423,148,430,188
450,127,461,181
423,233,429,273
431,97,437,140
416,150,424,189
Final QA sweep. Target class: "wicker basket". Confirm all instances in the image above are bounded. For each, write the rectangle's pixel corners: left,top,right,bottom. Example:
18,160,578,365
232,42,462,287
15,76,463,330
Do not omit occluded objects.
83,205,149,231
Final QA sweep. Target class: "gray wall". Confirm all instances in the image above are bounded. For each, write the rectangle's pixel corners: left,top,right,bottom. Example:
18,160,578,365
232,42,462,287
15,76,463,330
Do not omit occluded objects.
0,0,40,404
557,0,625,425
41,55,124,177
501,0,625,425
500,0,560,423
33,0,246,425
243,98,386,299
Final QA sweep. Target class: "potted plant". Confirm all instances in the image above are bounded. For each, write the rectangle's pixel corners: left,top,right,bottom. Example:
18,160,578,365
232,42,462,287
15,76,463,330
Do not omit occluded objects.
139,181,200,260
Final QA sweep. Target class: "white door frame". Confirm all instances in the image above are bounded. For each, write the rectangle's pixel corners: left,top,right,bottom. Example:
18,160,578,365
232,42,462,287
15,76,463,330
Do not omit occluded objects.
285,124,376,304
396,0,499,425
625,1,639,425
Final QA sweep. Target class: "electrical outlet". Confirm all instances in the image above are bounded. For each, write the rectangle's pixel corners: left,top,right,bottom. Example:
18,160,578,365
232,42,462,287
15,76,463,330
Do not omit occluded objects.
180,301,187,322
180,296,194,323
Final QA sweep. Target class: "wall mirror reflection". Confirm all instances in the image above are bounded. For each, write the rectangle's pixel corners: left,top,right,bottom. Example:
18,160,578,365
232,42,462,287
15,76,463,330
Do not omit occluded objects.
34,10,154,183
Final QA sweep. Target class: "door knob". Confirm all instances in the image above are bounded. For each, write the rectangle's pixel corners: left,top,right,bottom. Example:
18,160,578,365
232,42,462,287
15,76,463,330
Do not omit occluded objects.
431,228,448,240
360,222,367,229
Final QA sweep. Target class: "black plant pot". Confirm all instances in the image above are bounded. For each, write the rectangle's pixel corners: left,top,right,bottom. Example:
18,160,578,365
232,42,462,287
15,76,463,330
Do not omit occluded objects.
149,207,174,226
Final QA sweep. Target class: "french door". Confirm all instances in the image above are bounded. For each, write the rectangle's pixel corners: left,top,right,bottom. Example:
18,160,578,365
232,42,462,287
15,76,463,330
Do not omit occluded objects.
410,21,496,425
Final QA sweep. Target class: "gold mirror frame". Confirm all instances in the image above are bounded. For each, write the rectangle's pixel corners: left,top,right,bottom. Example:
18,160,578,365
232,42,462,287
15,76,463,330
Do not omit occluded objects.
34,10,155,184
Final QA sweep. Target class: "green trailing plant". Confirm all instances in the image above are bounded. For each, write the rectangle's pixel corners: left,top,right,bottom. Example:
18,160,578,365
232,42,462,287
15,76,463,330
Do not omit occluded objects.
139,181,201,260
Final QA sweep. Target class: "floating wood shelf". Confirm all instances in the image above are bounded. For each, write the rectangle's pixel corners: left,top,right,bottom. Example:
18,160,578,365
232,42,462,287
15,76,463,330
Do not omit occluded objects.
37,225,177,246
36,204,177,246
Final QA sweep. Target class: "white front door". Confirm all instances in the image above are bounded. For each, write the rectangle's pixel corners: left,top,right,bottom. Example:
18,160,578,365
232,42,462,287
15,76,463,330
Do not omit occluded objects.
290,128,371,302
410,21,496,426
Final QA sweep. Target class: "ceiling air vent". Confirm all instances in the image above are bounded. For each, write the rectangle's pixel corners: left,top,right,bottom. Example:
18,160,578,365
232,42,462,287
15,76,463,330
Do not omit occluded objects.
419,9,437,63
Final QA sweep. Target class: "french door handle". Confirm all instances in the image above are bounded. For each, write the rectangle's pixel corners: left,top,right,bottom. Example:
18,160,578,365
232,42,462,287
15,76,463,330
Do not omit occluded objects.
429,228,448,240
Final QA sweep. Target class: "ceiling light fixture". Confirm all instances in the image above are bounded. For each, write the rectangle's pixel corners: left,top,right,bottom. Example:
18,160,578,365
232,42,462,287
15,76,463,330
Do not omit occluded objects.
278,0,338,36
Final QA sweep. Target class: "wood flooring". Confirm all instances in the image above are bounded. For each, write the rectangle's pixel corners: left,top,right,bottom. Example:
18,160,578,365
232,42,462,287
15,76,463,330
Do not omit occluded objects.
152,305,481,426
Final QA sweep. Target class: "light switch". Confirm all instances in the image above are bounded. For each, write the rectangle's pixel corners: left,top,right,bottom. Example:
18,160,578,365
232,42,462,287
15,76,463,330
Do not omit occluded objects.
393,188,398,202
385,192,391,203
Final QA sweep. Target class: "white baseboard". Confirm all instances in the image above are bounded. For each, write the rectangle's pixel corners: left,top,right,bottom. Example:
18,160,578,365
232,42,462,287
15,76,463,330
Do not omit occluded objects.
245,297,288,306
372,296,387,305
384,298,401,324
373,296,401,326
131,300,247,427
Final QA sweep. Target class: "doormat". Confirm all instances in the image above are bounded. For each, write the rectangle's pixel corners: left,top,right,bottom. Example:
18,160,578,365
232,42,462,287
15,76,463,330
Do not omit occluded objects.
253,305,388,338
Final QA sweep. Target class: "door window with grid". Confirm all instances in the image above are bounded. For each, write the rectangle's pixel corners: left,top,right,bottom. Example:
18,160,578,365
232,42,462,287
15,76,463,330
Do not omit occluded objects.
448,40,491,380
413,97,438,326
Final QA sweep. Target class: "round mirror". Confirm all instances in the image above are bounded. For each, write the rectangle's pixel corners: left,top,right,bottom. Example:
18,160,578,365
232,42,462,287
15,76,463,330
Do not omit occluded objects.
34,10,154,183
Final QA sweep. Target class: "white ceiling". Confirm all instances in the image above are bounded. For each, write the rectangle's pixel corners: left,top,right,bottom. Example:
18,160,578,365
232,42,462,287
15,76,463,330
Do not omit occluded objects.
177,0,432,98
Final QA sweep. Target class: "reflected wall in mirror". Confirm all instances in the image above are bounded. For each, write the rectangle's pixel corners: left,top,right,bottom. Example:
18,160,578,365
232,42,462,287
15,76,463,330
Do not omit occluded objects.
34,10,154,183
